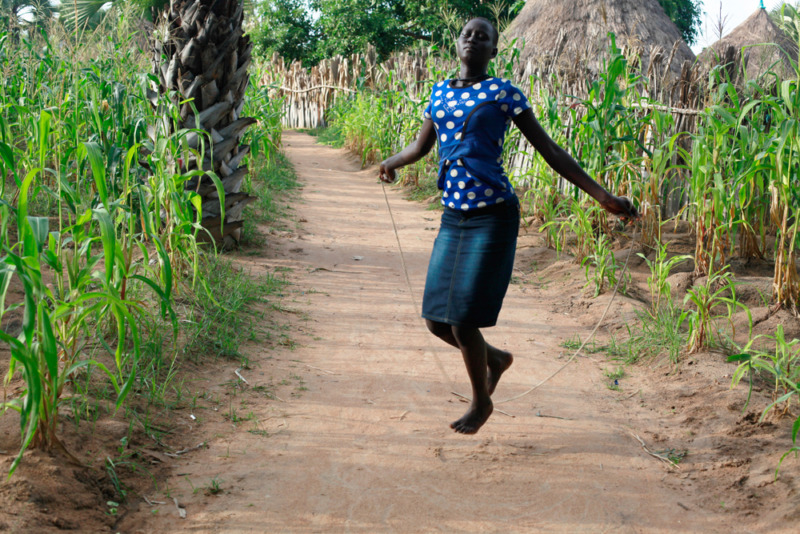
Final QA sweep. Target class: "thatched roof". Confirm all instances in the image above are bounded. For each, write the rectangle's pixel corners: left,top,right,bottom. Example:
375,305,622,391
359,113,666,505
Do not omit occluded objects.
699,8,797,80
502,0,695,79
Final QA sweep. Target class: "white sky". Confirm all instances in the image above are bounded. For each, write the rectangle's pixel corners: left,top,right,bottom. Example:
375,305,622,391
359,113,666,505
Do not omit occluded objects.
693,0,792,52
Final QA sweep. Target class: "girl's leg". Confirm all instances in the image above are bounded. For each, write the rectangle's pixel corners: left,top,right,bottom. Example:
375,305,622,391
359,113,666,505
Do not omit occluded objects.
449,326,493,434
425,319,513,396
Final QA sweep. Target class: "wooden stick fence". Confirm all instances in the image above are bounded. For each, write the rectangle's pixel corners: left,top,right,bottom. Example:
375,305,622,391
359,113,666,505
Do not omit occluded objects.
262,41,750,219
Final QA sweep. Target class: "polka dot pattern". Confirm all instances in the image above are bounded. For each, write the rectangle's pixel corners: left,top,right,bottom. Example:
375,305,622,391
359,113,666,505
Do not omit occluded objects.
420,76,529,211
439,161,516,212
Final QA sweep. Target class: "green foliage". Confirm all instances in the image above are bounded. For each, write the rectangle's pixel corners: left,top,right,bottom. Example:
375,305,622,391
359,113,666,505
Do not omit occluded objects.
681,266,751,354
582,233,627,298
324,80,430,171
251,0,320,66
0,27,161,475
1,0,56,35
0,21,286,476
729,325,800,475
625,305,687,365
183,255,286,365
638,237,692,314
771,2,800,50
625,236,691,365
253,0,520,65
243,69,286,165
656,0,702,45
58,0,167,32
239,150,299,246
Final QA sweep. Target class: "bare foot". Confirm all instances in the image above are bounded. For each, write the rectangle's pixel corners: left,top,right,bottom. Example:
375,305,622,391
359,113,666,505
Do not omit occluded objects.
487,347,513,396
450,398,493,434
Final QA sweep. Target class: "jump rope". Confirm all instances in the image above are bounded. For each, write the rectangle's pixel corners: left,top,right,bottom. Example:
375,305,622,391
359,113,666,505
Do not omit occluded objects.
380,180,640,406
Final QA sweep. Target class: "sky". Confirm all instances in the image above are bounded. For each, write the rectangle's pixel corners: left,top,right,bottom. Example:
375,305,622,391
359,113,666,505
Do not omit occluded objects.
692,0,791,52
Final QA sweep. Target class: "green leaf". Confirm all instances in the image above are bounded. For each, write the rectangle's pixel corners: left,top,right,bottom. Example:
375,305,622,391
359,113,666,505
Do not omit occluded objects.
38,303,58,381
0,261,15,316
37,111,52,169
92,208,116,285
26,217,49,253
727,353,751,363
0,139,18,187
208,171,226,230
17,168,40,256
79,142,108,208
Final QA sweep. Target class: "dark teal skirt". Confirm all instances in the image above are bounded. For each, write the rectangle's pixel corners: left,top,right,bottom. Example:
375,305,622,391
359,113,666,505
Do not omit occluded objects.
421,198,520,328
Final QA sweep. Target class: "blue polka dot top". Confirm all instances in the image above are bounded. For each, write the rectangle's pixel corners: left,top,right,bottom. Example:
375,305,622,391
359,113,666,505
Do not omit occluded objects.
423,77,531,211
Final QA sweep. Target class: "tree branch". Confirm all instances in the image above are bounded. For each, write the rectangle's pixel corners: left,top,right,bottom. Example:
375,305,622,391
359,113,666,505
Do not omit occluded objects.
399,29,431,42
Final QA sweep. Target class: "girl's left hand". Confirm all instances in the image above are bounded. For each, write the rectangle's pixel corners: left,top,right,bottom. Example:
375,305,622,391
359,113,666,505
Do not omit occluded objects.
603,195,639,222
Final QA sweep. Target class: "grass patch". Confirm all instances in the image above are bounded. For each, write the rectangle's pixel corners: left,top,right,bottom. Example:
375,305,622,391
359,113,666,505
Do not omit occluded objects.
302,124,346,148
624,307,687,365
182,255,287,365
240,151,300,245
403,173,441,207
560,334,624,357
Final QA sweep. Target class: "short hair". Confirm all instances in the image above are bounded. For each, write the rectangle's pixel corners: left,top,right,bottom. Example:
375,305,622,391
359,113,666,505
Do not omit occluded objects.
471,17,499,46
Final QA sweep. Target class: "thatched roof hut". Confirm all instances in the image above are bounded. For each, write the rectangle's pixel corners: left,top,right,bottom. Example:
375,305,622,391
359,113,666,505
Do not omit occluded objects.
502,0,695,79
699,7,797,80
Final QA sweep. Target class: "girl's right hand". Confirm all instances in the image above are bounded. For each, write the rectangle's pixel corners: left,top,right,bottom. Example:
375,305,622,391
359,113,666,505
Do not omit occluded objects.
379,162,397,183
602,195,639,222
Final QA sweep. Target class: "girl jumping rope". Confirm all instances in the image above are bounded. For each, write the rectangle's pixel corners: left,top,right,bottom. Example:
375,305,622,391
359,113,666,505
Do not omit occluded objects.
379,17,638,434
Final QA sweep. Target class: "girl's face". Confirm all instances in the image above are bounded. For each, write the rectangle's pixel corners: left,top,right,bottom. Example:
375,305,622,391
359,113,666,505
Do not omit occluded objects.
456,19,498,68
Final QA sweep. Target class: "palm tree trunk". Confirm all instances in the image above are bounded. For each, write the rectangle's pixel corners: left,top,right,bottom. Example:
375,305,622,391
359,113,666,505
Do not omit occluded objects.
152,0,255,248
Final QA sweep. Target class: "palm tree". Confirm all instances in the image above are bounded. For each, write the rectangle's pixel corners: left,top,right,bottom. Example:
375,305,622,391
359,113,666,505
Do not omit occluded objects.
64,0,256,248
151,0,255,247
2,0,56,38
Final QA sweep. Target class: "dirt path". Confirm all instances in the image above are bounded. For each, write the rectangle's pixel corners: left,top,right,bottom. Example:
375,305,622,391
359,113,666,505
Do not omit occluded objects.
125,131,754,533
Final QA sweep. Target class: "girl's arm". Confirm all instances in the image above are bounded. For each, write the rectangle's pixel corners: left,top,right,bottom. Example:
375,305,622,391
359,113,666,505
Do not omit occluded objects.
379,119,437,183
512,109,637,219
